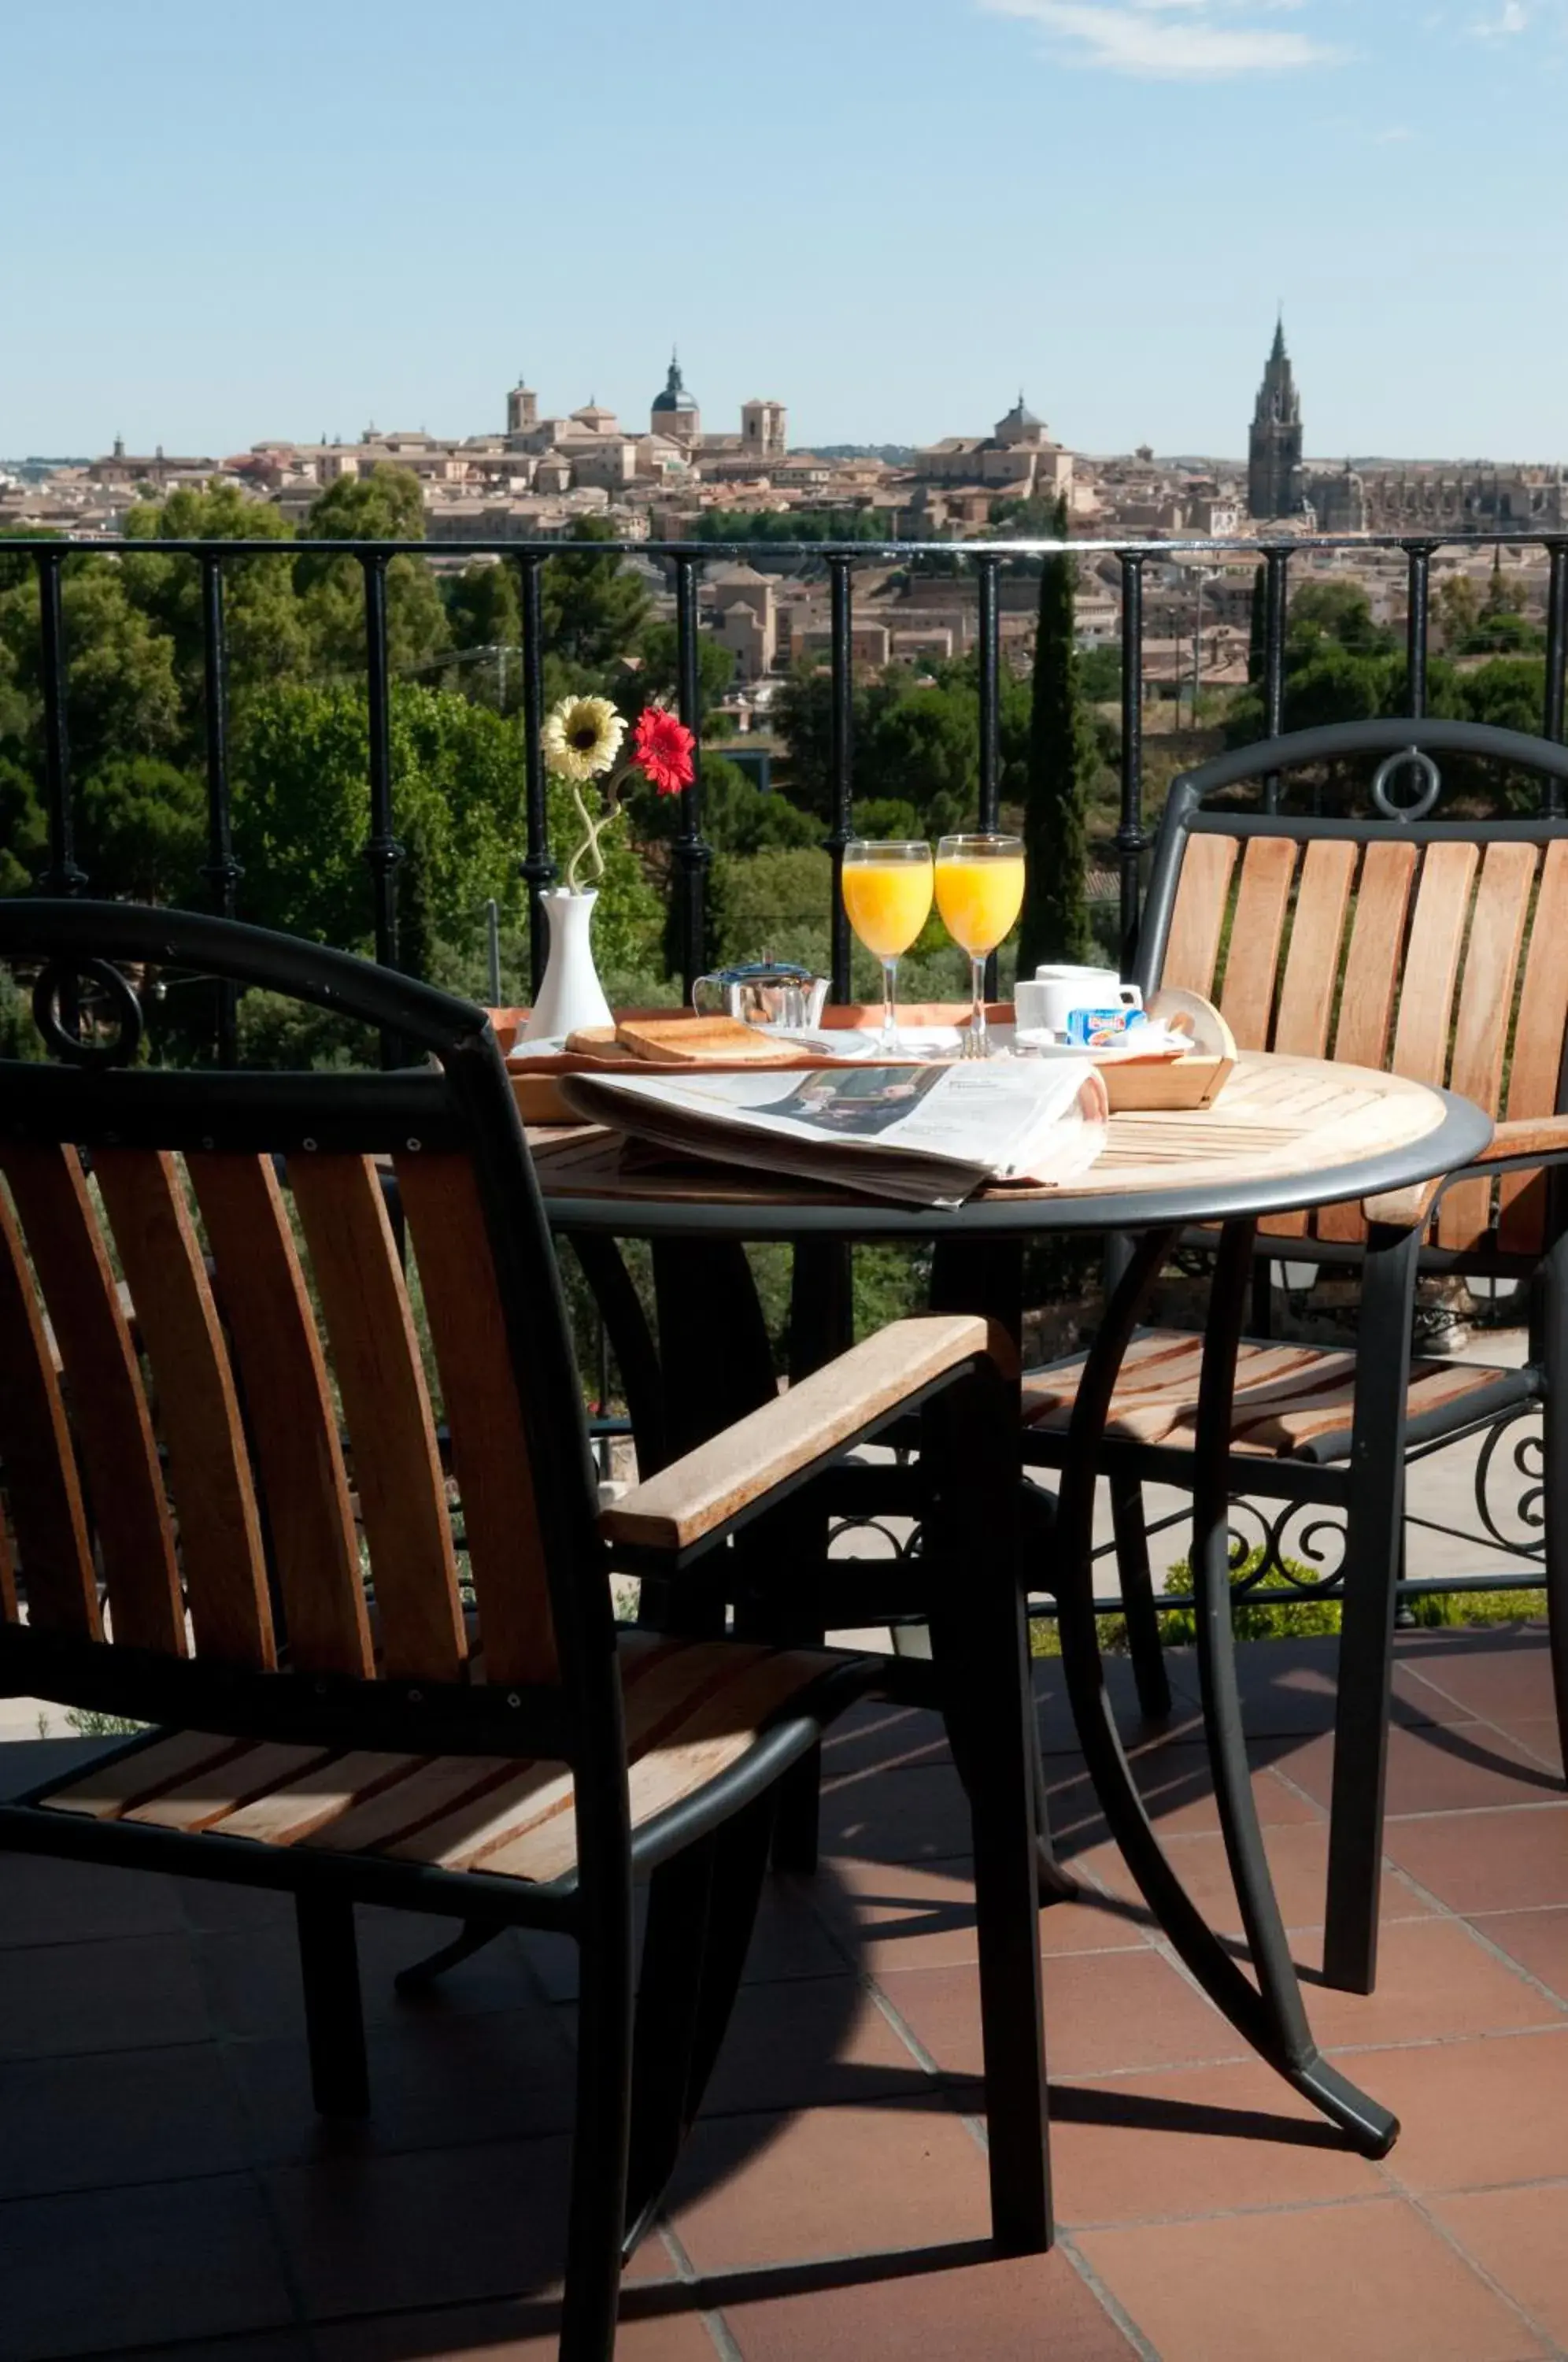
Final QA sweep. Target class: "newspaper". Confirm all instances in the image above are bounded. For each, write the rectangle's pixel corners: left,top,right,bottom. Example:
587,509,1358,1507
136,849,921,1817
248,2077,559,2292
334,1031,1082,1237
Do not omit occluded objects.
557,1056,1108,1208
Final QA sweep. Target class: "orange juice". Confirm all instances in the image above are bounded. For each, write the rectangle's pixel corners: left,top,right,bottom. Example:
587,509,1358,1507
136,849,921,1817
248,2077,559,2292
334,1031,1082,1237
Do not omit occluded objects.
841,860,934,958
934,854,1025,955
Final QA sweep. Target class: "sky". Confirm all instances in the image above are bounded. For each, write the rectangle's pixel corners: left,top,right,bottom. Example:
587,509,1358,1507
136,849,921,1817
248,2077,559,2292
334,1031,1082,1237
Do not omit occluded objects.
4,0,1566,464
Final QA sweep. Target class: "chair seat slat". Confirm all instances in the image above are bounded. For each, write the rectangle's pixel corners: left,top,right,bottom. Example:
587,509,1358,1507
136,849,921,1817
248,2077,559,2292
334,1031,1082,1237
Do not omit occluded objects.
287,1154,467,1685
93,1151,275,1669
0,1184,100,1638
189,1153,373,1681
0,1144,183,1654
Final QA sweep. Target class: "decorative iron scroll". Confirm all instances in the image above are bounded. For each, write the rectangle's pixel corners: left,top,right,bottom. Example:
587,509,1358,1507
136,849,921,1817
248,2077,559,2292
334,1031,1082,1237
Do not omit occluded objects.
1473,1407,1546,1561
30,958,144,1069
1226,1498,1348,1593
1370,746,1441,822
827,1515,923,1564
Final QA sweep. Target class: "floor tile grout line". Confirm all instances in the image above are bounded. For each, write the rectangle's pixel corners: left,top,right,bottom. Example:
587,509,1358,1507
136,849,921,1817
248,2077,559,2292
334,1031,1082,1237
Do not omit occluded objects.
655,2221,747,2362
1392,1657,1564,1775
1400,2183,1568,2362
1056,2230,1165,2360
176,1886,320,2348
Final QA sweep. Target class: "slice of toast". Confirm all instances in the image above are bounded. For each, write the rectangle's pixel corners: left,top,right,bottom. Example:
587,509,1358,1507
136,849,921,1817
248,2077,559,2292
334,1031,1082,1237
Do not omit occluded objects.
613,1013,801,1066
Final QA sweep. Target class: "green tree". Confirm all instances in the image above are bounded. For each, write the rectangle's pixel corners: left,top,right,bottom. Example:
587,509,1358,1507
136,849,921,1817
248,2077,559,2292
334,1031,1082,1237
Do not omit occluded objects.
228,679,661,980
121,480,306,750
0,557,182,782
0,756,43,894
1019,497,1092,972
541,518,651,676
1435,574,1481,651
296,465,449,676
446,557,520,649
614,619,733,735
1287,581,1390,658
76,757,206,905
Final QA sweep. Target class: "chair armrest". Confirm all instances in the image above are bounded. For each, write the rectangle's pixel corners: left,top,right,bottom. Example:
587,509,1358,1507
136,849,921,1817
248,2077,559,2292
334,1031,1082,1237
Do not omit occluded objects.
1467,1115,1568,1167
1362,1115,1568,1228
601,1313,1015,1558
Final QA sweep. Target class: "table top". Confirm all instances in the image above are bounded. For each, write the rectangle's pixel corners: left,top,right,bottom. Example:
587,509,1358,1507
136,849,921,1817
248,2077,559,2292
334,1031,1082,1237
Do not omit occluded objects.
527,1052,1493,1242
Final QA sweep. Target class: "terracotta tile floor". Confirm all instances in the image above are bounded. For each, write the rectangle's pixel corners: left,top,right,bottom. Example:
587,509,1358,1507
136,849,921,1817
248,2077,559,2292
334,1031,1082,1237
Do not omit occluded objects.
5,1626,1568,2360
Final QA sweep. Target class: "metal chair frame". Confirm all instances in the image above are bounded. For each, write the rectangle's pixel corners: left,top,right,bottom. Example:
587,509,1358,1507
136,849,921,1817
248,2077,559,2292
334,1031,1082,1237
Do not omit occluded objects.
0,900,1045,2360
1023,719,1568,1994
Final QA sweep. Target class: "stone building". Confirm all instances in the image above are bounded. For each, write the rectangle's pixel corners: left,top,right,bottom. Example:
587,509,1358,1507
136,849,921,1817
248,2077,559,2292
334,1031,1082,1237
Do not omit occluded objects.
915,396,1074,499
1247,319,1304,520
505,380,538,442
1360,463,1568,533
741,398,787,461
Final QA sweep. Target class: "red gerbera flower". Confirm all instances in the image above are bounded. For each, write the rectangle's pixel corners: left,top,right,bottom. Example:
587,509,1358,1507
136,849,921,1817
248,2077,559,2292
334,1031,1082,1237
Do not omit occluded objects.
631,705,696,796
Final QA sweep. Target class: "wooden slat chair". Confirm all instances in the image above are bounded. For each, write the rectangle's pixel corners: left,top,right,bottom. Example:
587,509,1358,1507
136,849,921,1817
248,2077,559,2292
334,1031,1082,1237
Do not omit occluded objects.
0,901,1045,2360
1020,717,1568,1997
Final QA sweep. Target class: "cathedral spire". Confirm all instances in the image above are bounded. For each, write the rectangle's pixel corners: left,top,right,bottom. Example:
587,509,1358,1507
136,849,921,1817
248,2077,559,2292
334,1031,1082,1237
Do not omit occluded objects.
1248,315,1303,521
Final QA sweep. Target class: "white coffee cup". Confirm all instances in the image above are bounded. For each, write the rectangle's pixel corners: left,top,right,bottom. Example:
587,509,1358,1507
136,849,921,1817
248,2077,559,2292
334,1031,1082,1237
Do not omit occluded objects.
1014,964,1142,1038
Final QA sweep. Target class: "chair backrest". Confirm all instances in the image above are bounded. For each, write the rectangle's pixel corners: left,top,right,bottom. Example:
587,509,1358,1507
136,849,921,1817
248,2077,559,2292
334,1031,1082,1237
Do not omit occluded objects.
0,902,607,1760
1137,720,1568,1260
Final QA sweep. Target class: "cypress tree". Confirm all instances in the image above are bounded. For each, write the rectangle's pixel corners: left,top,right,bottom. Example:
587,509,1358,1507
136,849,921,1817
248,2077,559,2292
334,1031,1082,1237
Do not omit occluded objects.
396,819,433,983
1247,562,1267,683
1018,495,1093,975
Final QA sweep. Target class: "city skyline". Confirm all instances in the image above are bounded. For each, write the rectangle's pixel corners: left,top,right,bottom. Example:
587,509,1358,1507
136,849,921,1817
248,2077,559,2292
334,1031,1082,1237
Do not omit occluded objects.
6,0,1567,460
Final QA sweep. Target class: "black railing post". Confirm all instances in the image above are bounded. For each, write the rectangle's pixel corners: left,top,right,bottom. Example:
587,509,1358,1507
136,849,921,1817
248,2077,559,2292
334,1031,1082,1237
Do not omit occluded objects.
1263,546,1289,812
1117,550,1145,978
1544,544,1567,808
199,553,242,1064
827,553,855,1003
516,553,555,995
976,553,1002,997
35,549,84,897
1404,541,1432,720
359,553,403,1062
672,554,709,998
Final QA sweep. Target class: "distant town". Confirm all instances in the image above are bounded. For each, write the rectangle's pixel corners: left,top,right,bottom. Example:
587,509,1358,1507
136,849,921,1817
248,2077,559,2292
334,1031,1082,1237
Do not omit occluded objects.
6,324,1566,705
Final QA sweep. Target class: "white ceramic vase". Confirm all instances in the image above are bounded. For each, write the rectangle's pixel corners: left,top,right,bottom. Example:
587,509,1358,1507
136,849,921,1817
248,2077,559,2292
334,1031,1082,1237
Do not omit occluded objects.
523,888,613,1042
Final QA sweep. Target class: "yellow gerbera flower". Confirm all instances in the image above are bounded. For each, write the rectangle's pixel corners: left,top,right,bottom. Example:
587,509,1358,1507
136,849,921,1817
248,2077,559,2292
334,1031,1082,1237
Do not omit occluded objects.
542,694,626,783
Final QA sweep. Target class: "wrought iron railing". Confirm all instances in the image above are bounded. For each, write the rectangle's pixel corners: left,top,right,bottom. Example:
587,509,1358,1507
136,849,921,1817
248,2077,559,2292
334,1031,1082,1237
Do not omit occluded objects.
9,524,1568,1618
13,528,1567,1046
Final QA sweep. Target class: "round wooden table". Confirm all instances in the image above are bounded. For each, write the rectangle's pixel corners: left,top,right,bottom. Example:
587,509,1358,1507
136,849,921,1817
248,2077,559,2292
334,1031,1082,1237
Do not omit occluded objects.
528,1052,1492,2171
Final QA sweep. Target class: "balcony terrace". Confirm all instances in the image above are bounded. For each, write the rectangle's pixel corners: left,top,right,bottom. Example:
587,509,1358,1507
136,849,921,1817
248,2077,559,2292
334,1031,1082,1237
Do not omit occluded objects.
2,1621,1566,2361
3,526,1568,2357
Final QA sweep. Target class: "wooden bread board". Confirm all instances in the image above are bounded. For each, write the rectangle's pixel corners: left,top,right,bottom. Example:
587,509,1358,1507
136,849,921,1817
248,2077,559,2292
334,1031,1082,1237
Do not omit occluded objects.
497,994,1236,1125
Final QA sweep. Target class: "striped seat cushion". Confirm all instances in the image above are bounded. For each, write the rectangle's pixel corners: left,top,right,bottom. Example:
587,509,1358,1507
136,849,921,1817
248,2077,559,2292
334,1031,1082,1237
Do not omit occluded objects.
37,1634,859,1886
1021,1329,1528,1461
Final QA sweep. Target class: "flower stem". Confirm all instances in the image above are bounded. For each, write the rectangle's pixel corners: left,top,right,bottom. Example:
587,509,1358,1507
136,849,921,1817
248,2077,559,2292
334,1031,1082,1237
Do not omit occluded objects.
566,776,608,893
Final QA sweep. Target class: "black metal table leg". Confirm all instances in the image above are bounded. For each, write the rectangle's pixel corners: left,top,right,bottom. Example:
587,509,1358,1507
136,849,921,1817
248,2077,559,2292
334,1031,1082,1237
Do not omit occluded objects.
1322,1220,1420,1993
931,1236,1077,1901
1053,1223,1398,2158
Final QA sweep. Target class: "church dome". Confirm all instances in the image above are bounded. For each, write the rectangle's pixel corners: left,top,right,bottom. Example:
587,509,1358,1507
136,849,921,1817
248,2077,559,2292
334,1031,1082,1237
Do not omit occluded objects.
653,354,697,414
994,392,1045,446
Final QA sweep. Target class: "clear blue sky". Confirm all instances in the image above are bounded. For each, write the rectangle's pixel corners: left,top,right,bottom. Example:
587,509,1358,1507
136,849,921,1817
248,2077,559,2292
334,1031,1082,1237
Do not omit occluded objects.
5,0,1565,463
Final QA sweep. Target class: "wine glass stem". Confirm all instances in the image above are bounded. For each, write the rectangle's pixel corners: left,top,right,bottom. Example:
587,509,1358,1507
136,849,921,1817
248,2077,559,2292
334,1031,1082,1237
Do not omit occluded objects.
969,955,987,1054
880,956,898,1047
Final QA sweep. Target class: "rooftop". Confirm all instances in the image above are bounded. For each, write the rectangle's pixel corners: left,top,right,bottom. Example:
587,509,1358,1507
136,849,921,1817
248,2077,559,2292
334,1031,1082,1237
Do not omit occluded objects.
5,1620,1566,2360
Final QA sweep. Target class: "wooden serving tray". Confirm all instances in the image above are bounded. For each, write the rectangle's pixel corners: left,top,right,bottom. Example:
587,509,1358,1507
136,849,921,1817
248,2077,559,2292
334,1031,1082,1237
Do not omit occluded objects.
497,994,1236,1124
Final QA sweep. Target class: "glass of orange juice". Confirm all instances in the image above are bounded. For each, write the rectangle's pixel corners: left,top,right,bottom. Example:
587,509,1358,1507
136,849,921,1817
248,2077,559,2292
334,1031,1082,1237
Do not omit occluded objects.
841,839,934,1050
935,832,1026,1058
